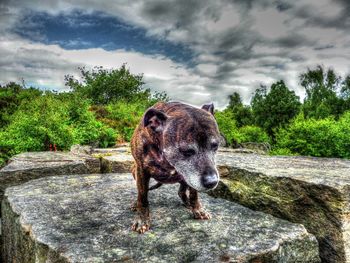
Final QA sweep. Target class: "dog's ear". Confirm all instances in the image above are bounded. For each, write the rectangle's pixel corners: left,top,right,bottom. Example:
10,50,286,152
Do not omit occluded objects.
143,108,168,132
201,103,214,115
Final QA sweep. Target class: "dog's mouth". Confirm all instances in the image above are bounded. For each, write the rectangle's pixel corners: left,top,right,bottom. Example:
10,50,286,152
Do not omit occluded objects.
175,172,209,192
176,171,219,192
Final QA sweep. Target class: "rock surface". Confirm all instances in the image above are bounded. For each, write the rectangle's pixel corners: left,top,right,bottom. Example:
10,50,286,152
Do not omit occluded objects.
99,154,134,173
1,173,319,263
212,153,350,263
0,151,100,212
59,149,350,262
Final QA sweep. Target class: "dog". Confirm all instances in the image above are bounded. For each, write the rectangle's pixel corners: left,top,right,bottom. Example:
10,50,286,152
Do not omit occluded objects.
130,101,221,233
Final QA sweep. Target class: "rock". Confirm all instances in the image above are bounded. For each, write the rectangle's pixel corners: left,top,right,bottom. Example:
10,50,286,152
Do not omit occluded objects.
212,153,350,263
219,147,266,155
1,173,319,263
0,151,100,213
238,142,271,153
95,147,262,175
93,147,130,154
92,148,133,173
80,149,350,262
70,144,93,155
99,154,134,173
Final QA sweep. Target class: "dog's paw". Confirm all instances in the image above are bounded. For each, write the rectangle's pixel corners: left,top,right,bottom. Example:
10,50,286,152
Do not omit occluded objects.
192,208,211,220
131,216,150,234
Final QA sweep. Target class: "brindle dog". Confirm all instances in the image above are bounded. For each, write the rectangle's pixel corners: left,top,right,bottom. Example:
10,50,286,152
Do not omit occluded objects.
131,101,221,233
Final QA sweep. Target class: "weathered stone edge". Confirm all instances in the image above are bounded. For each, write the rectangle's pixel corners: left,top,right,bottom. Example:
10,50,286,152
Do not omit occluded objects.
212,165,345,263
1,195,69,263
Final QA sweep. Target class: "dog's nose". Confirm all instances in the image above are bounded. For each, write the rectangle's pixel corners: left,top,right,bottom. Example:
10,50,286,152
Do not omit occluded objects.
202,175,218,189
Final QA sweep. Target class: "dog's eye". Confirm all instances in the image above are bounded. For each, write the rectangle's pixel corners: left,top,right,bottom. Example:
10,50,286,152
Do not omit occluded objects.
180,148,196,157
211,142,219,151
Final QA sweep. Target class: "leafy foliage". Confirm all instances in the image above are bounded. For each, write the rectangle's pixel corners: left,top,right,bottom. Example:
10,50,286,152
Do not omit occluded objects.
2,64,350,167
251,80,301,137
274,112,350,158
227,92,253,127
0,93,117,164
236,126,269,143
215,110,268,146
215,110,239,146
92,100,149,142
300,66,343,119
65,64,167,105
0,82,42,129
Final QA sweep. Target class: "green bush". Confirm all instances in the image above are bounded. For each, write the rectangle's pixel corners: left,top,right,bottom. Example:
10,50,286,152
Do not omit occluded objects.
236,125,269,143
336,111,350,157
216,110,269,145
269,148,298,156
65,95,117,147
0,82,42,129
105,100,148,142
215,110,240,146
274,112,350,158
0,94,117,160
0,95,74,156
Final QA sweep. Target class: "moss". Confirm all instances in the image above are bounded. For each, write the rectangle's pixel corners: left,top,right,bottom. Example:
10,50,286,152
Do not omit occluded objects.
209,166,346,263
91,153,113,158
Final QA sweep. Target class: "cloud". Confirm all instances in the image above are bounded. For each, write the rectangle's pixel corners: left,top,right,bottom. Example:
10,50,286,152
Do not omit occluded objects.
1,0,350,109
0,33,218,107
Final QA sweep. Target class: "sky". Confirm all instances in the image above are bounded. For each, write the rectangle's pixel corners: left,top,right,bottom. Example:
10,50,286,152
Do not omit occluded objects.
1,0,350,108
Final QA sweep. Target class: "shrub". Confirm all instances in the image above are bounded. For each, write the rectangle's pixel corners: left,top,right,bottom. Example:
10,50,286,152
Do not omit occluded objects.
0,94,117,160
105,100,148,142
66,96,117,147
236,125,269,143
269,148,298,156
274,112,350,158
215,110,240,146
336,111,350,157
0,95,74,156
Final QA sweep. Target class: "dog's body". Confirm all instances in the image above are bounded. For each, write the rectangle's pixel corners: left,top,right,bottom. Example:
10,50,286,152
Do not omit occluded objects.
131,101,221,233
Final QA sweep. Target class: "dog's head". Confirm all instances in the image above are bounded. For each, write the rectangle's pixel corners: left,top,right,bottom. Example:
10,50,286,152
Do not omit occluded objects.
143,103,221,191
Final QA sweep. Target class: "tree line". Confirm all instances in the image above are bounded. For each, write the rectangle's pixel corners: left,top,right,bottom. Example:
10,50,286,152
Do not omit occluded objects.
1,64,349,167
217,65,350,158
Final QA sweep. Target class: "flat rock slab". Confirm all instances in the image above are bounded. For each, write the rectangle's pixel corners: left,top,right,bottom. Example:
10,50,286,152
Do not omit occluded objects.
1,173,319,263
97,153,134,173
212,153,350,263
0,152,100,211
93,147,130,154
83,149,350,262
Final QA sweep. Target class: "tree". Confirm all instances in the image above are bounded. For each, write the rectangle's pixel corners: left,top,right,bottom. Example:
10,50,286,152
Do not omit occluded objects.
227,92,253,127
65,65,157,105
340,75,350,112
251,80,301,137
300,65,343,119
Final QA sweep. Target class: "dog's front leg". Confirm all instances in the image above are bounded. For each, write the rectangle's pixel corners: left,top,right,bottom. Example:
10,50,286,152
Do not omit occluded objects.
131,166,151,233
189,187,211,220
